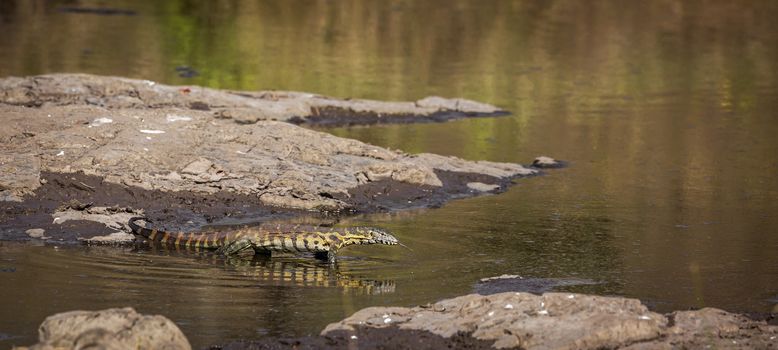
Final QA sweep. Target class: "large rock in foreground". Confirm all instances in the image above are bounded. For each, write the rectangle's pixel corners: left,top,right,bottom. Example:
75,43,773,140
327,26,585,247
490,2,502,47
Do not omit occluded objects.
16,294,778,349
19,307,190,350
320,292,778,349
0,74,535,240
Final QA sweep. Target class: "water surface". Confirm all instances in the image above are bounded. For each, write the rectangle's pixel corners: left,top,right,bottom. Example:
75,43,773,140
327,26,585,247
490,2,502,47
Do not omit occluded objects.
2,0,778,348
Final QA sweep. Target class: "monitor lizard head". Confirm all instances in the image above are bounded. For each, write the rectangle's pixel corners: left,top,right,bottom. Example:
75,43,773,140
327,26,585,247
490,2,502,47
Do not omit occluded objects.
336,227,399,249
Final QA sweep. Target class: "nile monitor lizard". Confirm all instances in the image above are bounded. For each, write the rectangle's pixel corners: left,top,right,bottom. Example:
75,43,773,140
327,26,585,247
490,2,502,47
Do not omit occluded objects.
128,217,402,262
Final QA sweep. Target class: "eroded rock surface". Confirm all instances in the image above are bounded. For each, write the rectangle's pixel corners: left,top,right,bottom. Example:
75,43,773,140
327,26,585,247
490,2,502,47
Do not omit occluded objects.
0,73,506,126
321,292,778,349
19,307,190,350
0,74,535,240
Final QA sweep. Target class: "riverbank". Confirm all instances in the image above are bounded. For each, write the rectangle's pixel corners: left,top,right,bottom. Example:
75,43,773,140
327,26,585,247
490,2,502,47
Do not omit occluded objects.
18,290,778,350
0,74,537,242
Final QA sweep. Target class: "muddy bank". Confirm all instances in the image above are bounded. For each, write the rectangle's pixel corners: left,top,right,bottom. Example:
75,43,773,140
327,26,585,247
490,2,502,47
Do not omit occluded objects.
0,74,536,242
214,327,495,350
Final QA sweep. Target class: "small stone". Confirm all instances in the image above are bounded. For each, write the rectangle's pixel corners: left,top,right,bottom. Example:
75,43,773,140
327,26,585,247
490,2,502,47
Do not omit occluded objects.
26,228,45,238
531,156,565,169
80,232,135,245
467,182,500,192
181,158,214,175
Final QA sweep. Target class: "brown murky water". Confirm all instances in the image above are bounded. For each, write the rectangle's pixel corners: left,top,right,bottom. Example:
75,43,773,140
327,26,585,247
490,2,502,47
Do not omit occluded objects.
2,0,778,348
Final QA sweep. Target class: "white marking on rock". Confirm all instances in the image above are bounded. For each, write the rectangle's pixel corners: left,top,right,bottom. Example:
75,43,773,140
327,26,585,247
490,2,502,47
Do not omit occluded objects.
166,114,192,122
140,129,165,134
638,315,652,320
382,314,389,318
236,150,247,155
487,311,495,317
504,304,514,310
146,136,152,140
143,148,149,152
56,151,64,156
568,294,575,299
383,318,392,324
52,217,61,224
89,117,113,127
350,335,358,340
538,310,549,315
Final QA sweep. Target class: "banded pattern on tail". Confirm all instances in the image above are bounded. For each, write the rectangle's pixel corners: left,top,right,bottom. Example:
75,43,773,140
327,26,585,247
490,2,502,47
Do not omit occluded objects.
127,217,403,261
128,217,231,249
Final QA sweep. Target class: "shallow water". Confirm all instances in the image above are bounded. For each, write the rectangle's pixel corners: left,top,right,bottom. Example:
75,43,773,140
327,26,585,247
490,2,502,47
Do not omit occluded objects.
2,0,778,348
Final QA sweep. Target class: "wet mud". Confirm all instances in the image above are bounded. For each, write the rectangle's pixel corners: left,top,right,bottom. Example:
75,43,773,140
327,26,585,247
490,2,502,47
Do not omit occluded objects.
0,167,523,243
0,172,301,243
213,327,494,350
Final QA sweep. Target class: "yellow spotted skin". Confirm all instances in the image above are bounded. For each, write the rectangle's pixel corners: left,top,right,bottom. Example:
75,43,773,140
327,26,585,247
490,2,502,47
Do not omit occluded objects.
127,217,400,261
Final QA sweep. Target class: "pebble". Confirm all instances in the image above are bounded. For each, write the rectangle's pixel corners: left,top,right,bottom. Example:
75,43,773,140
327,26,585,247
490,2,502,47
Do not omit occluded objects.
532,156,564,169
26,228,45,238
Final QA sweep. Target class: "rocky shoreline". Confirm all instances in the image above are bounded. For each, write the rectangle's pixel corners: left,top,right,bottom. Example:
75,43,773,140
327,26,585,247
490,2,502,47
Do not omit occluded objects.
0,74,536,243
3,74,775,349
17,290,778,350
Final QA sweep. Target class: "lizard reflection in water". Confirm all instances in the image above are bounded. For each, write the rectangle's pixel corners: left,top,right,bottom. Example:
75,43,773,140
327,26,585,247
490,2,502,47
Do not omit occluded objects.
224,255,396,295
128,217,404,262
138,246,396,295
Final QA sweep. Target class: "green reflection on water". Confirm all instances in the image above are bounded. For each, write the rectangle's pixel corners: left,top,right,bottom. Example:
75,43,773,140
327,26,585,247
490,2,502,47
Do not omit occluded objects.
2,0,778,348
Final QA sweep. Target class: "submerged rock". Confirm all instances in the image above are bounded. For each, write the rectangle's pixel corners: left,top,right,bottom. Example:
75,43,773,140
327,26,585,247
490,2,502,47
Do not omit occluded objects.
19,307,190,350
531,156,566,169
474,274,598,295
